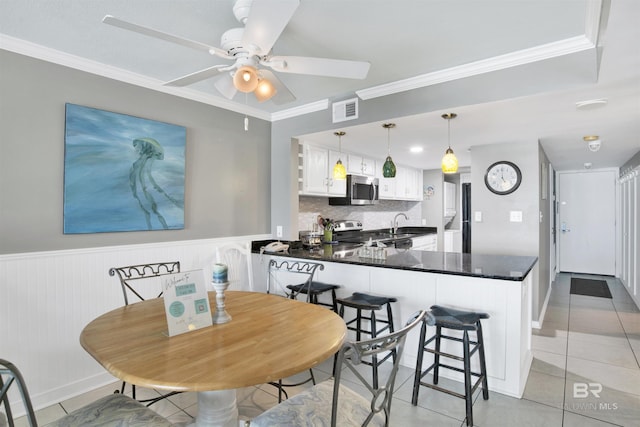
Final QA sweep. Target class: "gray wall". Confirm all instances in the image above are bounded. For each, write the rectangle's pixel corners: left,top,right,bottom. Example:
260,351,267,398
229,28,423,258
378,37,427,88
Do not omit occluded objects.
470,140,547,321
0,50,271,254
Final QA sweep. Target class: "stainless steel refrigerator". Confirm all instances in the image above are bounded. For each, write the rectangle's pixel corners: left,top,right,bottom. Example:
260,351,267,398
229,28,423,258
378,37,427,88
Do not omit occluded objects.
462,183,471,253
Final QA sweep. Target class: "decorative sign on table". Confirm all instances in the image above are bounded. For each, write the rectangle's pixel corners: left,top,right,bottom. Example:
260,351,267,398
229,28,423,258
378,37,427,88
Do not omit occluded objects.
161,269,212,336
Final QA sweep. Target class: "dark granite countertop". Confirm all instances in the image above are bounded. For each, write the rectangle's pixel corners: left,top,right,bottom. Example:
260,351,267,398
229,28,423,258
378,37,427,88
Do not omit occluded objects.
252,240,538,282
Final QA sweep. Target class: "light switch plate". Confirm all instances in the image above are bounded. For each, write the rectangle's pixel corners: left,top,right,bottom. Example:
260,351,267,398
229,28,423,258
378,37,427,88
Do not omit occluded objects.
474,211,482,222
510,211,523,222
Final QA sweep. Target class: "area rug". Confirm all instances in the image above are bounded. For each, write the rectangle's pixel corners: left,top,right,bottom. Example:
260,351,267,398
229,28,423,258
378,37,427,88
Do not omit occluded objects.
570,278,612,298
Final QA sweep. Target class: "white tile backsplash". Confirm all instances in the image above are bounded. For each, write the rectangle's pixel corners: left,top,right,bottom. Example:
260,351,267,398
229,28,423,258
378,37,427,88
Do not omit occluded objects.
298,196,422,232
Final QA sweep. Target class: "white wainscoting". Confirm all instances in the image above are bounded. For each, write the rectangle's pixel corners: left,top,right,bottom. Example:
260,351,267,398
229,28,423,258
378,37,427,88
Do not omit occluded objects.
0,234,269,414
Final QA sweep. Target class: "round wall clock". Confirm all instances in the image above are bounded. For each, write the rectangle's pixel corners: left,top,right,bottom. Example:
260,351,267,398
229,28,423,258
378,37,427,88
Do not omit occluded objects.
484,161,522,195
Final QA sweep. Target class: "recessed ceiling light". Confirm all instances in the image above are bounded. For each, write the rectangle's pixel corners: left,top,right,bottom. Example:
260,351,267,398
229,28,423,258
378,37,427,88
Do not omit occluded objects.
576,98,608,110
410,146,423,153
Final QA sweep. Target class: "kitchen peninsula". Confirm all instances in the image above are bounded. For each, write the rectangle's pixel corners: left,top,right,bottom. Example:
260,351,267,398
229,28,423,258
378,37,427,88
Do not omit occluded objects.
251,241,537,398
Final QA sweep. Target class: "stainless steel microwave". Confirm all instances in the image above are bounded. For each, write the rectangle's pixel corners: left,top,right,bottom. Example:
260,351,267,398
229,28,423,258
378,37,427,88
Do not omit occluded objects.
329,175,379,206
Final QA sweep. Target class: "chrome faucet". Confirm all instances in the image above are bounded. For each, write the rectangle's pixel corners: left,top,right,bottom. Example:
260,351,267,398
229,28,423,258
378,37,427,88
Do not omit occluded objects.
393,213,409,235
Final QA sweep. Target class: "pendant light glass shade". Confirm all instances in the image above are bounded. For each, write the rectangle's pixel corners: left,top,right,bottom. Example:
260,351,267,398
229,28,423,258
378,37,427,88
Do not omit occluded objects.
441,113,458,174
333,131,347,180
442,148,458,173
382,123,396,178
233,65,260,93
333,159,346,180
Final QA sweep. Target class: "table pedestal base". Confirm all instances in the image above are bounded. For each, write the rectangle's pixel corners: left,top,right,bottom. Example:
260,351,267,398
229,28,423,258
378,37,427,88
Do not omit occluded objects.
188,390,239,427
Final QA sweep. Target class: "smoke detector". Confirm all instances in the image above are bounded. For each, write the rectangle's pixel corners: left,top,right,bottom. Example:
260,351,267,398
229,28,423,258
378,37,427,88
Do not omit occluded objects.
584,135,601,152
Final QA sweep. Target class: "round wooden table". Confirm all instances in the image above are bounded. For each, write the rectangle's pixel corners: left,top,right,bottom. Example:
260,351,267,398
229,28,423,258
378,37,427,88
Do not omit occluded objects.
80,291,347,427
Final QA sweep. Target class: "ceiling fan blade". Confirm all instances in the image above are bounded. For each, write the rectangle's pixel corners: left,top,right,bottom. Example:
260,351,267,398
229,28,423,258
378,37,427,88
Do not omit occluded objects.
258,70,296,105
214,73,238,100
242,0,299,55
163,65,228,87
102,15,230,59
267,56,370,79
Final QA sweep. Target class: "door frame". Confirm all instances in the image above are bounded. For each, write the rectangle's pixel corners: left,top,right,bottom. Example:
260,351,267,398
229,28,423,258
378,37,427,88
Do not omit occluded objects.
555,168,618,276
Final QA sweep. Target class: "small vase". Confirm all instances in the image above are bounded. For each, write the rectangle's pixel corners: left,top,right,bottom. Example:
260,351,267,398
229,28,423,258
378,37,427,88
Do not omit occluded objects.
324,229,333,243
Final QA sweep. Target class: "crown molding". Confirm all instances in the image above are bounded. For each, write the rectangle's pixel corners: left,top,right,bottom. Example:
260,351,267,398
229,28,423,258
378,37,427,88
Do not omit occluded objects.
584,0,605,45
0,35,272,121
271,99,329,121
356,35,595,101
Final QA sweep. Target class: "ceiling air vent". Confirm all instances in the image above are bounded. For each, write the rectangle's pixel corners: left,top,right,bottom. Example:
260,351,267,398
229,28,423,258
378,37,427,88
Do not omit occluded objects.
332,98,358,123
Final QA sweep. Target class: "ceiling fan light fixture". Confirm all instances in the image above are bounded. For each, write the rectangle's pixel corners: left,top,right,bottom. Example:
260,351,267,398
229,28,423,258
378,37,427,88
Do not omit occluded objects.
233,65,260,93
382,123,397,178
254,78,276,102
441,113,458,174
333,131,347,180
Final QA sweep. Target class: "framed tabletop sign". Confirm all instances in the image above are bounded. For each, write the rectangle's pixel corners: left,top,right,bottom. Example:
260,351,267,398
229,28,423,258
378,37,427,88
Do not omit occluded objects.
161,270,212,336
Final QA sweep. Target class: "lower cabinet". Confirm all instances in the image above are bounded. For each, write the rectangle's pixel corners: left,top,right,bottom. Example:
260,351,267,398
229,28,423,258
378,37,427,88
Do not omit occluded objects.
444,230,462,252
252,253,533,398
412,234,437,251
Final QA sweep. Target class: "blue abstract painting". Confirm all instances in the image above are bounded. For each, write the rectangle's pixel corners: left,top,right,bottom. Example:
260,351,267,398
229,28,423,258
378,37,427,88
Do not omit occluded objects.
64,103,186,234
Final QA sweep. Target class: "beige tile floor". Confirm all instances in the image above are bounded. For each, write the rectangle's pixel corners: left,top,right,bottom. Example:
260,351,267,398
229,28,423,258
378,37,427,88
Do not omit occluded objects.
12,273,640,426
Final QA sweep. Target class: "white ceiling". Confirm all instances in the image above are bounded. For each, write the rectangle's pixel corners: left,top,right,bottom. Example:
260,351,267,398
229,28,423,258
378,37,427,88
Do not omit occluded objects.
1,0,638,171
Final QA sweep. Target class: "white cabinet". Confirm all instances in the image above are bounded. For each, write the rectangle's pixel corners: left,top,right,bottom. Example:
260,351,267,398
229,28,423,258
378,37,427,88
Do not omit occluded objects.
376,165,423,201
444,230,462,252
300,143,346,196
347,154,376,176
412,234,437,251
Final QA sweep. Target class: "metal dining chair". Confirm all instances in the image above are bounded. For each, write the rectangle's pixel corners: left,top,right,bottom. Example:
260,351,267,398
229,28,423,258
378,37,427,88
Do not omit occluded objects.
108,261,182,405
250,310,431,427
266,258,325,402
1,359,173,427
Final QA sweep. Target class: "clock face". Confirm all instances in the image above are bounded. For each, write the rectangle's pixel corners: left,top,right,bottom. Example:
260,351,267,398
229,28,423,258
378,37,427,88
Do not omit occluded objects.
484,161,522,195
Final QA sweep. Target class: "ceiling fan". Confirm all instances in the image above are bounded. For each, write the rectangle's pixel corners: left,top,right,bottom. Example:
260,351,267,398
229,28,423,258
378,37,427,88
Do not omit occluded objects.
103,0,371,104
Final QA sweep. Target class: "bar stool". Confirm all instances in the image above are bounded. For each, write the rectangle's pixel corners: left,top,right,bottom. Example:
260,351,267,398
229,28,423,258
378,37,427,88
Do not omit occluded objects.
412,305,489,427
336,292,397,388
287,281,339,312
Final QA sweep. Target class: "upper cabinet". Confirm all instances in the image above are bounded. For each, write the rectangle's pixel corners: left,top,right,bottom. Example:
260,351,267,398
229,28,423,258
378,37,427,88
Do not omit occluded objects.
377,164,423,201
299,142,346,196
299,141,422,201
347,154,376,176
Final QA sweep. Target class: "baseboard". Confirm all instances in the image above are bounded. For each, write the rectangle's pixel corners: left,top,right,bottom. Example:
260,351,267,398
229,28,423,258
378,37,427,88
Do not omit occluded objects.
532,280,553,330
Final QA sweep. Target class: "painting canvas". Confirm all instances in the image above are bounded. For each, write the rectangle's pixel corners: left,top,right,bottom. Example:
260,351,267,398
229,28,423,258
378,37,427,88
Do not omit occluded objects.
64,103,186,234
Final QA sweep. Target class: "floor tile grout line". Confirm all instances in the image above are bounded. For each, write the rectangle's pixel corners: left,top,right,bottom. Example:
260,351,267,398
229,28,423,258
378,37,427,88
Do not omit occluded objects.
560,273,577,426
612,296,640,370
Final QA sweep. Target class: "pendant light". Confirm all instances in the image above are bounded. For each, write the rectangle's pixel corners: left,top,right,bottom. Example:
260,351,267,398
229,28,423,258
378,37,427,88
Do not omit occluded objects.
441,113,458,174
332,131,347,180
382,123,397,178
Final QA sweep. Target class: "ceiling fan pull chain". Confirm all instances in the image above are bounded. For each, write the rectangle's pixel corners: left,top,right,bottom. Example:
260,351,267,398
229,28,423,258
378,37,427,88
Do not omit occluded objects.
244,93,249,131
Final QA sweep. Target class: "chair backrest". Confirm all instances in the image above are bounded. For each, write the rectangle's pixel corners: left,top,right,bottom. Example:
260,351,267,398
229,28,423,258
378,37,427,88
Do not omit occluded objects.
331,310,429,427
267,258,324,300
216,242,254,291
109,262,181,305
0,359,37,427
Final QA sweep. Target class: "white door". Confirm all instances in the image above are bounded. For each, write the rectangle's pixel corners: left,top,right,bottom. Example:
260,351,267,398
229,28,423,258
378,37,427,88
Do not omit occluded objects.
558,170,616,275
